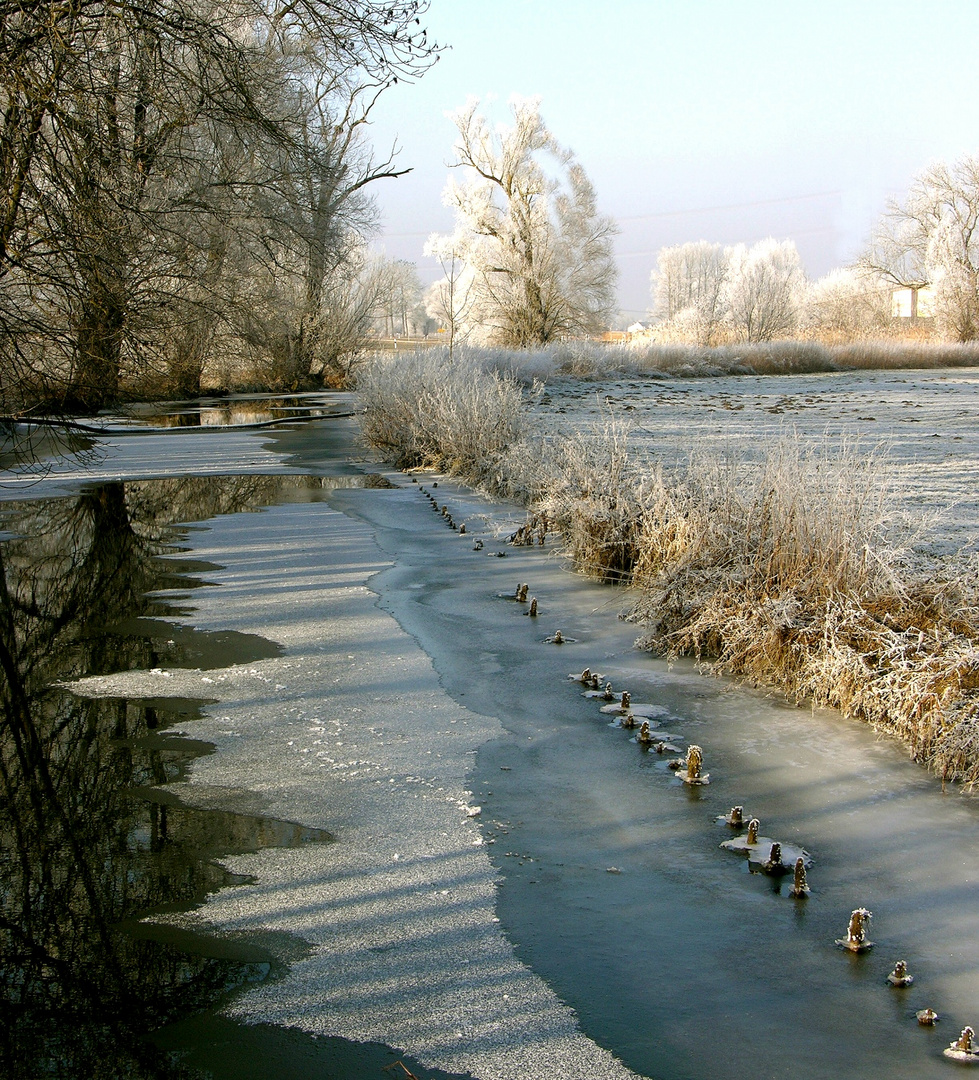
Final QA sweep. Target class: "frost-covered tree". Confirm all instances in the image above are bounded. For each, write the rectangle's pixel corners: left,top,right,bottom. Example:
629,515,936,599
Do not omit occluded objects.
803,268,891,338
650,241,730,344
436,97,617,347
863,155,979,341
369,260,423,337
724,238,804,342
424,233,475,355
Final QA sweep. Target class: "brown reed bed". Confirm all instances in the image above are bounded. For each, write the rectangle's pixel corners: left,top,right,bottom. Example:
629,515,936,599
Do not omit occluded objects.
626,439,979,785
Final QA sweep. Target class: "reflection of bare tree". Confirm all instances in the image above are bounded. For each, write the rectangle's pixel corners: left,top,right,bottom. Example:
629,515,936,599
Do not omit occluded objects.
3,475,313,685
0,422,102,476
0,475,315,1078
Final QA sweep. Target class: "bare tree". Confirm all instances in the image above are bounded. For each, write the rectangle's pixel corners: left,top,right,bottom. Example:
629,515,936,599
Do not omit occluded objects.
370,259,423,337
802,267,891,338
238,246,402,388
262,65,431,387
437,96,617,347
424,232,475,355
303,249,400,385
724,238,804,343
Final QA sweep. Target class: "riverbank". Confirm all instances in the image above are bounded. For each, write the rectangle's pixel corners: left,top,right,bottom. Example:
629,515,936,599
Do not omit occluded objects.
358,356,979,786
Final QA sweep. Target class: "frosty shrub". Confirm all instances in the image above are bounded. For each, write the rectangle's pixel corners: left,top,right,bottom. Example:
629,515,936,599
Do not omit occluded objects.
356,350,526,483
802,268,892,339
650,241,730,346
723,239,805,343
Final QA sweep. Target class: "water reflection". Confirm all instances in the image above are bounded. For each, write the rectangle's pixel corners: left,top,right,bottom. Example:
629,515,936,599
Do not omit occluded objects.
0,422,97,475
0,392,355,482
118,394,343,429
0,476,334,1079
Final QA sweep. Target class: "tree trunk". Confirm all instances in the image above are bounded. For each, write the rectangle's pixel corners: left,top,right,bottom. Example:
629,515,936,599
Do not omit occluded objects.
72,294,124,412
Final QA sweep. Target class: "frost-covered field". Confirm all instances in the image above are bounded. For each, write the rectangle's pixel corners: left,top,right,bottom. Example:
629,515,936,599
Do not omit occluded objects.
535,366,979,564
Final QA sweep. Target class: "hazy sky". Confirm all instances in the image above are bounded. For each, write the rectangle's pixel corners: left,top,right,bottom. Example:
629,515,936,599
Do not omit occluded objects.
367,0,979,321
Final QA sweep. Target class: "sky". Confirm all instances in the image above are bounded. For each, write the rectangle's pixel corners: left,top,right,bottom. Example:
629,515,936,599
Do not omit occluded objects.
365,0,979,324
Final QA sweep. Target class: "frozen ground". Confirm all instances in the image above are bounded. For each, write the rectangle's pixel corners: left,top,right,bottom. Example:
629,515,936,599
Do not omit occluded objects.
8,370,979,1079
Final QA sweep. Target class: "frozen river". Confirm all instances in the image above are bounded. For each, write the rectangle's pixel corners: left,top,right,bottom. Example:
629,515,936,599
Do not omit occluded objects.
3,372,979,1080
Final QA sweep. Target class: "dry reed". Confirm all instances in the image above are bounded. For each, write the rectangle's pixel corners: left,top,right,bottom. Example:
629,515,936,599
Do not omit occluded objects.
356,351,526,485
628,439,979,785
532,414,648,581
362,339,979,385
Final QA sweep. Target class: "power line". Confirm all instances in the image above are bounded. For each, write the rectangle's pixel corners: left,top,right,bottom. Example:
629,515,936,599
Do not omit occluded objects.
616,223,840,259
381,190,844,241
614,190,843,224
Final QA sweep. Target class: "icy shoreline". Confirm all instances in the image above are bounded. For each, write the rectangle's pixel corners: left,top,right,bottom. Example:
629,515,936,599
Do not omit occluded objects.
24,375,979,1079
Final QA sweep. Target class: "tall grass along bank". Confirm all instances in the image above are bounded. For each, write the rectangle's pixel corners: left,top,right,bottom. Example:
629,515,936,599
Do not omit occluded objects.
370,340,979,384
357,351,979,786
357,351,527,486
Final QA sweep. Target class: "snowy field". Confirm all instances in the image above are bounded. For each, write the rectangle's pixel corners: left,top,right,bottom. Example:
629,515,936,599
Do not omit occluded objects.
536,366,979,564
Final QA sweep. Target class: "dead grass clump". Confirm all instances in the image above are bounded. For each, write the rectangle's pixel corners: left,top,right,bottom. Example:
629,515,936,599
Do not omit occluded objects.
629,434,979,784
587,340,838,378
633,436,893,599
729,341,837,375
534,415,649,581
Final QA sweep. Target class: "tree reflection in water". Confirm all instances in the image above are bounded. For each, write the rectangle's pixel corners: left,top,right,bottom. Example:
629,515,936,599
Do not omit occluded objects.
0,477,333,1079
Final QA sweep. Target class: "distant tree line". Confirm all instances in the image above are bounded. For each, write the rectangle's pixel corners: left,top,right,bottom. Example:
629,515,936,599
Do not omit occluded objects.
645,152,979,346
648,238,892,345
0,0,438,413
